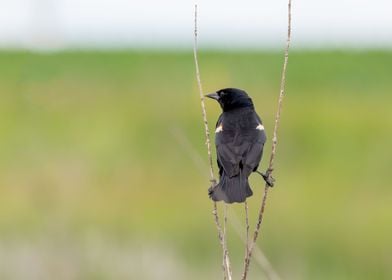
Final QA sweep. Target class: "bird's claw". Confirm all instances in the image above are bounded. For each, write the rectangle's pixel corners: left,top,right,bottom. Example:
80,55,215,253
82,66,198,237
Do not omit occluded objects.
264,174,275,187
208,179,218,196
257,171,275,187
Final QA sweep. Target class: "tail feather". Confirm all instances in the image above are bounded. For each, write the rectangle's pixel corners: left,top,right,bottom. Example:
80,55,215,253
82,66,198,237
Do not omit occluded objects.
209,172,252,203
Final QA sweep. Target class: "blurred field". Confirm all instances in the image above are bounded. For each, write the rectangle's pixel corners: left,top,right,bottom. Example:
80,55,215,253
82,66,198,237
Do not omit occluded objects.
0,50,391,279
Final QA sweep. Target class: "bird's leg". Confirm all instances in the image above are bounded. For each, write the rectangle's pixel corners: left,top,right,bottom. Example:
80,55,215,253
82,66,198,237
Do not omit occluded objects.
255,169,275,187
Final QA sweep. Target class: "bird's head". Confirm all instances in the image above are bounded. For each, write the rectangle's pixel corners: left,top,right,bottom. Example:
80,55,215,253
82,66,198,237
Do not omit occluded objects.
205,88,254,112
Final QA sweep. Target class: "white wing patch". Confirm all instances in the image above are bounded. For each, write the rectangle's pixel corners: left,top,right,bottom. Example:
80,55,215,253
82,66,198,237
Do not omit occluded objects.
256,124,265,131
215,124,223,133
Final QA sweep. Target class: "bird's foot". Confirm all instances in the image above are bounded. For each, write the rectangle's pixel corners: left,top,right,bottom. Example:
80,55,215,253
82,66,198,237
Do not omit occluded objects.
256,170,275,187
208,179,218,196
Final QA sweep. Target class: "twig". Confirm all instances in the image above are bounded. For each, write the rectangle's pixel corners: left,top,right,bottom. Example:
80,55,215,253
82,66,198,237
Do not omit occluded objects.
223,204,232,279
244,201,249,260
241,0,292,279
193,4,232,280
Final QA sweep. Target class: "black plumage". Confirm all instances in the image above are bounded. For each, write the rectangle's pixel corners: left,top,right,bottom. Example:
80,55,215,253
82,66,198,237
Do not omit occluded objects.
206,88,266,203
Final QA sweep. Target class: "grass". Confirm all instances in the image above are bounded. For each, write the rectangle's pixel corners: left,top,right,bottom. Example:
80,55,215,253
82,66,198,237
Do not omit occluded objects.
0,50,391,279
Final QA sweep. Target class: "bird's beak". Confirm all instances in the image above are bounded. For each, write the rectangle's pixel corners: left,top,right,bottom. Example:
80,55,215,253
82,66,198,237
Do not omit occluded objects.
205,92,220,100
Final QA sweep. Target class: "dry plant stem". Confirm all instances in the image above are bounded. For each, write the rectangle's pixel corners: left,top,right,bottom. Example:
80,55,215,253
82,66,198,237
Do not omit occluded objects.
212,202,227,280
244,201,250,258
223,204,232,279
242,186,270,280
193,4,232,280
241,0,292,279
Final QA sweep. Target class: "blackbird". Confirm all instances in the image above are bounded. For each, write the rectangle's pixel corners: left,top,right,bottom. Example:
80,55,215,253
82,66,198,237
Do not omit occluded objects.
206,88,266,203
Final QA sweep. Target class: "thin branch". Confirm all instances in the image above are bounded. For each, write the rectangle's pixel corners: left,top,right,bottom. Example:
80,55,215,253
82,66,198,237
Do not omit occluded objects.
193,4,232,280
244,201,249,261
223,204,232,279
193,4,214,181
241,0,292,279
213,205,228,280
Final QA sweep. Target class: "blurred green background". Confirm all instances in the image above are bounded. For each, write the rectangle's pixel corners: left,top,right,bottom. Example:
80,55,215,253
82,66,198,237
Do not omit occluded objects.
0,50,391,279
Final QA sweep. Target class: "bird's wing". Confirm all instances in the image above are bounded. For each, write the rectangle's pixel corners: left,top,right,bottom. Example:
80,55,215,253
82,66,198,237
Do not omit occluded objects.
242,113,267,175
216,138,241,177
242,129,266,176
215,114,241,177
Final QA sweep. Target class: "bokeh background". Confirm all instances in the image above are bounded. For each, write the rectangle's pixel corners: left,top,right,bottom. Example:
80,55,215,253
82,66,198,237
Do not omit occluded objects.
1,1,392,279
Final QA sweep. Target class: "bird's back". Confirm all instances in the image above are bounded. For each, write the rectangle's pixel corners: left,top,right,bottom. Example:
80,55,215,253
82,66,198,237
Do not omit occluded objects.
217,107,263,144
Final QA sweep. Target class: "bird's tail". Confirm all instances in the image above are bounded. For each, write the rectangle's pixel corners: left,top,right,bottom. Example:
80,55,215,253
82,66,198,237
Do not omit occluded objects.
209,171,253,203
